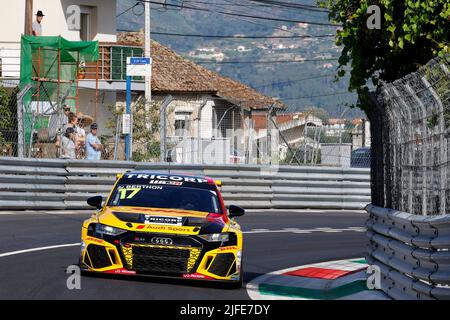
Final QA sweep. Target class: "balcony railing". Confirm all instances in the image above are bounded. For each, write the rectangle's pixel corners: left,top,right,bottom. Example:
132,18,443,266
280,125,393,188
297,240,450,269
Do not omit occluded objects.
83,43,145,81
0,42,145,82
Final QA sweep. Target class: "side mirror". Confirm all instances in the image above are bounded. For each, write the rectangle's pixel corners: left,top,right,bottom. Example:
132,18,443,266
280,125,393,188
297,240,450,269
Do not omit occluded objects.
87,195,103,209
228,205,245,219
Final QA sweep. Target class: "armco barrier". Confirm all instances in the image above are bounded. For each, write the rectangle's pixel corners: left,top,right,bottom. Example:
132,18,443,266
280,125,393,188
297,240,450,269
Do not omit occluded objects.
366,204,450,300
0,157,370,210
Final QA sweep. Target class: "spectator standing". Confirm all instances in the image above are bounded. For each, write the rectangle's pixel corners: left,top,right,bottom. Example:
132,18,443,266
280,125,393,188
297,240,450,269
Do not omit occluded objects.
75,112,87,138
64,112,86,158
75,112,88,159
86,123,102,160
60,127,76,159
49,105,71,141
61,105,71,128
64,112,77,131
32,11,44,36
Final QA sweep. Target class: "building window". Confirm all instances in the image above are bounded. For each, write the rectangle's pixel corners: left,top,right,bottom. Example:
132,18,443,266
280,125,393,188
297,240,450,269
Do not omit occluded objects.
174,112,191,137
80,6,97,41
80,13,89,41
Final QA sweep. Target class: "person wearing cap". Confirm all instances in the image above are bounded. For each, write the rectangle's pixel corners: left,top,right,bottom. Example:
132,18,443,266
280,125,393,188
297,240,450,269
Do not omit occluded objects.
60,127,76,159
60,105,72,133
86,123,103,160
49,105,71,142
32,11,45,36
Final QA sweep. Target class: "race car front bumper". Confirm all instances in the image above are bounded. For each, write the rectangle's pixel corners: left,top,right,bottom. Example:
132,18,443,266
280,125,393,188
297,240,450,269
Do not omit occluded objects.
79,229,242,282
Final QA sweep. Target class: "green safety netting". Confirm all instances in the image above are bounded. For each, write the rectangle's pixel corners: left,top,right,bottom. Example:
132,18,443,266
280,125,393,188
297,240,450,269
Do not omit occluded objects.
20,35,99,89
19,35,99,146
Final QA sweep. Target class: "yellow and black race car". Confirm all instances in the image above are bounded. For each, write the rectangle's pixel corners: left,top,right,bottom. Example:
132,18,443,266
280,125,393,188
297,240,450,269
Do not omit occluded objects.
79,172,245,288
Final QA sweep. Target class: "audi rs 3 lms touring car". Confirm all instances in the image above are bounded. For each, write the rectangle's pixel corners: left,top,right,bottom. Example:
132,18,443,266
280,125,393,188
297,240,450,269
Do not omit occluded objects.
79,172,245,287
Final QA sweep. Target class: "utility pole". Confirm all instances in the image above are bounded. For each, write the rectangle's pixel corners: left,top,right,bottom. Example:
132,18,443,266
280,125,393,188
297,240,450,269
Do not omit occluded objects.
25,0,33,35
362,118,366,147
144,0,152,111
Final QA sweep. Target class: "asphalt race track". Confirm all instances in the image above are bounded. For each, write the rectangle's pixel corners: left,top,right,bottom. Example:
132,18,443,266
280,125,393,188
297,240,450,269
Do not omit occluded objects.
0,210,368,299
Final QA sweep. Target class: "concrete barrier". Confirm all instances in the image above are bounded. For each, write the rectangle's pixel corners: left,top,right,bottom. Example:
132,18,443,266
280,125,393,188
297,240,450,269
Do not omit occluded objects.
0,157,370,210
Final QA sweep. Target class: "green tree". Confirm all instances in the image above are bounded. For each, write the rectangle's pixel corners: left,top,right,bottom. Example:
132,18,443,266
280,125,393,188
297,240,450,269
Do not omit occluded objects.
106,98,161,162
318,0,450,113
0,86,18,148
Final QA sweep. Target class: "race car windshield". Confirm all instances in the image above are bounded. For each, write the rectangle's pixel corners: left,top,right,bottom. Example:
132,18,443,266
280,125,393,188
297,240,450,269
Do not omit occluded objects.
108,185,222,213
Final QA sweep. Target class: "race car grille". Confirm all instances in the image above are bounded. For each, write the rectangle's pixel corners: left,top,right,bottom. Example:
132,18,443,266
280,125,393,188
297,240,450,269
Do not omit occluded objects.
121,244,201,273
208,253,235,277
86,244,112,269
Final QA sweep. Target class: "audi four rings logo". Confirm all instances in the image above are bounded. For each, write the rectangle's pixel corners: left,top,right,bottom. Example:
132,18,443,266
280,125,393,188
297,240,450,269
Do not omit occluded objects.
151,237,173,245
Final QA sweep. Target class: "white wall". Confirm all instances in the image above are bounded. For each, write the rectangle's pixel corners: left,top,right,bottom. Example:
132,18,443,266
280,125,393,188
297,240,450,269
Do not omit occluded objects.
0,1,26,42
0,0,116,42
200,100,214,139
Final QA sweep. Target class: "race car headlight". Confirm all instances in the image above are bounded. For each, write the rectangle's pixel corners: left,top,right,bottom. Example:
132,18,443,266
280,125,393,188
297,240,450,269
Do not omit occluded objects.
198,233,229,242
95,224,127,237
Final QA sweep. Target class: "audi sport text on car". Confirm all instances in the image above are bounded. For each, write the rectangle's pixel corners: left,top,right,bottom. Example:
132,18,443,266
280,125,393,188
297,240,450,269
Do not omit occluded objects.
79,172,245,287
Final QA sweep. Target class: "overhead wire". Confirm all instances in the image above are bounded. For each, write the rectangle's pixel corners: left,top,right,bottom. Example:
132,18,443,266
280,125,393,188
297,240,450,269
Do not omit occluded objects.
135,0,341,27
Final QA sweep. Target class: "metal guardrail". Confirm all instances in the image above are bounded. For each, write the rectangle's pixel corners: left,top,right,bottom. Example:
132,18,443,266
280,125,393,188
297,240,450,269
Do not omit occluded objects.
366,204,450,300
0,157,370,210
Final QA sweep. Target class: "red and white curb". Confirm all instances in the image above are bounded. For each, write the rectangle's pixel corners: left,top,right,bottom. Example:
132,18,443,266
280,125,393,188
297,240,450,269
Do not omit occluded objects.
246,258,388,300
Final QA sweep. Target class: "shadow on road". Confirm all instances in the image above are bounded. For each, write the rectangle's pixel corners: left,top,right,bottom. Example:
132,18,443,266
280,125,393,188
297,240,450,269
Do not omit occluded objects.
79,270,258,290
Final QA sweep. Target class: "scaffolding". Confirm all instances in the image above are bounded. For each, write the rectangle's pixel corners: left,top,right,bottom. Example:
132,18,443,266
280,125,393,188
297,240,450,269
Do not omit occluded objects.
19,35,99,157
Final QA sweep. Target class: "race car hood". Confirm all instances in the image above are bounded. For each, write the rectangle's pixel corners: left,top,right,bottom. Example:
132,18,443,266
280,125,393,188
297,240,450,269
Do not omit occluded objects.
97,206,228,235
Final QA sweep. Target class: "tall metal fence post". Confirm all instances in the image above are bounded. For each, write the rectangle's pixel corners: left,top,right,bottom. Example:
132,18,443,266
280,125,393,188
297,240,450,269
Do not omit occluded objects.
159,95,173,162
421,76,447,215
16,84,32,158
392,87,415,213
197,99,210,165
405,83,429,215
125,75,132,161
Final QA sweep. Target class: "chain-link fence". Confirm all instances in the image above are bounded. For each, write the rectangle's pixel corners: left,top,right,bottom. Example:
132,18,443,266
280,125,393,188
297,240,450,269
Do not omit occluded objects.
4,88,370,166
159,97,370,166
268,107,370,167
0,79,19,157
3,82,123,160
370,54,450,216
160,97,275,165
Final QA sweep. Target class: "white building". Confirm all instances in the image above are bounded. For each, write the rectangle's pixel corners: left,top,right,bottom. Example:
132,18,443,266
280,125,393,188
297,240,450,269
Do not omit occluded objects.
0,0,118,136
324,119,346,137
0,0,117,43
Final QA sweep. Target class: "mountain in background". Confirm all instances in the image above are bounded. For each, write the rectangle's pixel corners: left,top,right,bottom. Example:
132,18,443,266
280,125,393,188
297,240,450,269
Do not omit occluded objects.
117,0,364,119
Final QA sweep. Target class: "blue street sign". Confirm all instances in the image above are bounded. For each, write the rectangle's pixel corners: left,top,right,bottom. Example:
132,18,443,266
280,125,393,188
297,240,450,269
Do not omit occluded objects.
129,57,152,65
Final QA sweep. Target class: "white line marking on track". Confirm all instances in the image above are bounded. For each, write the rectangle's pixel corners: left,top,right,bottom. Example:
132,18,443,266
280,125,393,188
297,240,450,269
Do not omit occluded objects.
243,227,365,234
0,243,81,258
0,211,93,215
